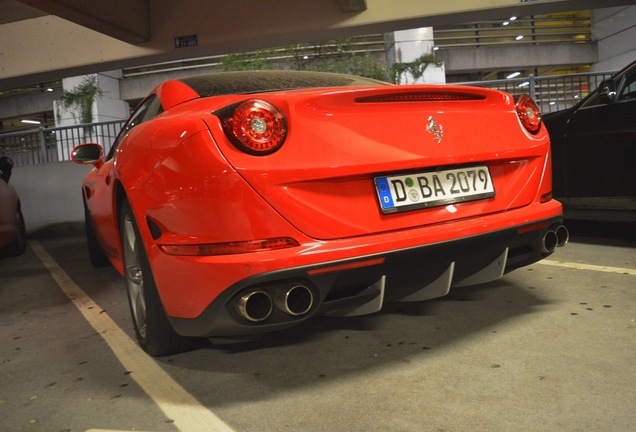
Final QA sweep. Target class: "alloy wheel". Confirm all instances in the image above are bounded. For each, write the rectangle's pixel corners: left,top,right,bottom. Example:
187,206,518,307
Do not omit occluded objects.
122,214,147,339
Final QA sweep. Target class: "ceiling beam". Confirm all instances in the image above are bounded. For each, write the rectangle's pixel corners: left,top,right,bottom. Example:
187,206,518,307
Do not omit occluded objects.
17,0,150,43
3,0,636,90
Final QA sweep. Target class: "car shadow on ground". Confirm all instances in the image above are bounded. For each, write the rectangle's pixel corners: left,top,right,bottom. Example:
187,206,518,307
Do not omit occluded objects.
34,233,557,406
159,268,555,406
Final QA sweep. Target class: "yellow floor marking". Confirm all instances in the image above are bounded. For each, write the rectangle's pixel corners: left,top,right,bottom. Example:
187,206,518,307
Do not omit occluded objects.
539,259,636,276
31,241,235,432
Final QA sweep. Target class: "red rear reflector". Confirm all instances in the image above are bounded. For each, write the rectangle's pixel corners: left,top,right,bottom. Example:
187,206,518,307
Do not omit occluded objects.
540,192,553,203
517,221,550,235
307,257,386,275
160,237,299,256
356,92,485,103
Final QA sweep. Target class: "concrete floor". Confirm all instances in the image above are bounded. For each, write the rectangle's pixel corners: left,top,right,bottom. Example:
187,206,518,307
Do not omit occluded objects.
1,222,635,432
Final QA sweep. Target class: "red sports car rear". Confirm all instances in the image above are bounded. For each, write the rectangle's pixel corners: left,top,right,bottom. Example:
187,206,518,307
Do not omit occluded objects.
72,71,567,356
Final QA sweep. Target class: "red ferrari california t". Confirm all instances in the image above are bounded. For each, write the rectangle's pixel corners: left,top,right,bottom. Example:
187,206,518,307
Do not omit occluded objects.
72,70,568,356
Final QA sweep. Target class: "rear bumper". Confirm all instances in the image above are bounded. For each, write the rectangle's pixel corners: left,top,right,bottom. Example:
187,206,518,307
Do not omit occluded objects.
167,208,564,339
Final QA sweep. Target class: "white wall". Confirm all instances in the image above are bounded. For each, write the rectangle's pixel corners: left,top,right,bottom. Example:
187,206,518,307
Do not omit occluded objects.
11,161,92,235
591,6,636,72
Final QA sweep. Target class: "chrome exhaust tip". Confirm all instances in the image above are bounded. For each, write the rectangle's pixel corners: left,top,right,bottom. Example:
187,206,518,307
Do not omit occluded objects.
555,225,569,247
541,230,558,254
237,289,273,322
275,284,314,316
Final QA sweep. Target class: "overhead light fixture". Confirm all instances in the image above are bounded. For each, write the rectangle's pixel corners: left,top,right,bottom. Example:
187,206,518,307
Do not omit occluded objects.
516,35,524,40
21,119,41,125
433,46,439,51
503,21,510,26
510,16,517,21
519,82,530,88
507,72,521,79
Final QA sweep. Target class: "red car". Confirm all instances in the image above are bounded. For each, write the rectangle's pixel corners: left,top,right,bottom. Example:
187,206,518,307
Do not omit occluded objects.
0,156,27,257
72,70,567,356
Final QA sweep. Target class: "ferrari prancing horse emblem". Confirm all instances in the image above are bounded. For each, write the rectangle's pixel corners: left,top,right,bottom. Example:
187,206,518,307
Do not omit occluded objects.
426,116,443,143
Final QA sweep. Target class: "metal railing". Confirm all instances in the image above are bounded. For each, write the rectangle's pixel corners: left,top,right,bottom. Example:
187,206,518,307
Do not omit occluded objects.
0,70,618,167
433,14,591,50
0,120,124,166
458,71,615,113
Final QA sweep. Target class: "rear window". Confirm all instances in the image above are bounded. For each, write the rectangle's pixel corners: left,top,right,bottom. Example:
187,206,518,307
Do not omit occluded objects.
179,70,390,97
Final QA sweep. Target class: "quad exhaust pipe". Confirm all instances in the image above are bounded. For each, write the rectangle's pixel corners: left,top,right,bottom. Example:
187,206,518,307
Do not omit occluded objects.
555,225,569,247
275,284,314,316
235,284,314,322
541,225,569,254
237,289,273,322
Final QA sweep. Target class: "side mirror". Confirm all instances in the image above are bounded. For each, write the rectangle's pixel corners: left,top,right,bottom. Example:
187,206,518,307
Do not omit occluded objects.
597,79,618,103
71,143,104,169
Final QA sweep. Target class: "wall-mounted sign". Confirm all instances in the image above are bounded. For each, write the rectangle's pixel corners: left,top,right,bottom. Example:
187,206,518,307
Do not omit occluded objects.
175,34,198,48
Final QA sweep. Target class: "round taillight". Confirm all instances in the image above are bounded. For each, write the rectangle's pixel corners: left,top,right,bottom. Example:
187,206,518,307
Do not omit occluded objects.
222,99,287,155
514,94,542,134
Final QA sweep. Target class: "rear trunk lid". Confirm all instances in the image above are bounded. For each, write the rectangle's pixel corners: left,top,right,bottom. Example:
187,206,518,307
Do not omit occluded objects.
207,85,550,240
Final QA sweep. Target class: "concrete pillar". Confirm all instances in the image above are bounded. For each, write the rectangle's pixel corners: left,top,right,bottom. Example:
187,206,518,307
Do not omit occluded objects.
53,71,129,160
54,70,129,126
386,27,445,84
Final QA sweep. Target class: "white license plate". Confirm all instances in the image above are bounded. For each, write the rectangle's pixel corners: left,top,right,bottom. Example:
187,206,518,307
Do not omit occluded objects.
374,165,495,213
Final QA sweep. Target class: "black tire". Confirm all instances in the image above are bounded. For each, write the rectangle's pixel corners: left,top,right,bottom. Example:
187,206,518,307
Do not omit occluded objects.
84,198,110,267
120,199,194,356
1,205,27,257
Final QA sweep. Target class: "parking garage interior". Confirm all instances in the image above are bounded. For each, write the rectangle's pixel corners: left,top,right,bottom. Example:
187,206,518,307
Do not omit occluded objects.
1,1,635,431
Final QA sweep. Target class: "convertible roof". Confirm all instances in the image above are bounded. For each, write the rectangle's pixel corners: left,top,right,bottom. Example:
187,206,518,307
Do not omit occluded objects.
178,70,390,98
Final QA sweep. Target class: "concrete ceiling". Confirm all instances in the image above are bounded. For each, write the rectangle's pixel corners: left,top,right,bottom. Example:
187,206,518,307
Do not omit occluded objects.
0,0,47,23
1,0,635,90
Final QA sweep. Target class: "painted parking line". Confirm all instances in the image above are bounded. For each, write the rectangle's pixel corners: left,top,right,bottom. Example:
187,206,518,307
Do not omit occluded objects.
539,259,636,276
30,241,236,432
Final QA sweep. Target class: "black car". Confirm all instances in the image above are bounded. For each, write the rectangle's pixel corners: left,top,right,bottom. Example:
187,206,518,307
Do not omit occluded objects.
543,60,636,223
0,156,27,257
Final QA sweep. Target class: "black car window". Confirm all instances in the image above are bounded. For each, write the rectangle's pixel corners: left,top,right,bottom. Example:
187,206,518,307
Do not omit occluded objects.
106,95,163,160
618,72,636,101
582,92,601,107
